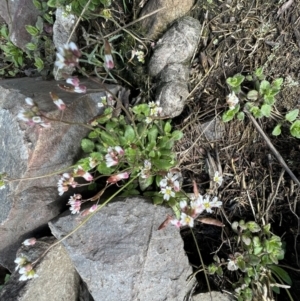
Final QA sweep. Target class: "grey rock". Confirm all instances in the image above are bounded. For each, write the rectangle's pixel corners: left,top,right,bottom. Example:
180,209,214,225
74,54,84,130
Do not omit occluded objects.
201,118,226,142
139,0,195,40
0,0,41,51
149,17,201,77
0,237,83,301
148,17,201,118
53,8,79,80
0,77,121,271
193,291,233,301
49,197,192,301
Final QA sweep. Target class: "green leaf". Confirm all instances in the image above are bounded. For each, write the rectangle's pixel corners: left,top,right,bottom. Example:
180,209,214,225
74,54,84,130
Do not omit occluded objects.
164,121,172,133
152,158,174,170
247,90,258,100
226,74,245,88
237,112,245,120
241,234,251,246
260,104,272,117
132,104,150,116
101,131,118,146
254,67,264,80
139,175,154,191
81,139,95,153
285,109,299,122
250,106,263,118
26,42,37,51
269,265,292,285
236,256,247,272
124,125,135,143
97,162,113,175
246,221,261,233
263,94,275,105
245,254,261,266
222,109,236,122
290,120,300,138
47,0,57,7
25,25,40,36
272,78,283,89
272,124,282,136
153,196,164,205
259,80,271,95
171,130,183,141
232,221,239,233
147,125,158,143
32,0,42,10
96,107,113,124
34,57,44,71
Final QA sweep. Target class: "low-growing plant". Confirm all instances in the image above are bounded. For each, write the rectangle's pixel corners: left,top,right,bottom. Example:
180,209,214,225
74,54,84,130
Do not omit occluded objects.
0,25,25,76
222,68,300,139
46,0,111,18
208,220,291,301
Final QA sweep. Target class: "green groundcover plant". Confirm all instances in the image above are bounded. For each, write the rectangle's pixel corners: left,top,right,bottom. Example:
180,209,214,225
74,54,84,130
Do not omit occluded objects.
222,67,300,139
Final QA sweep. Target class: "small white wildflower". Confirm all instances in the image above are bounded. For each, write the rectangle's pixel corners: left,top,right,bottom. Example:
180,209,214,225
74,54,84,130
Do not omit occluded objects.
226,92,239,109
180,213,194,227
213,171,223,186
227,259,238,271
161,186,175,201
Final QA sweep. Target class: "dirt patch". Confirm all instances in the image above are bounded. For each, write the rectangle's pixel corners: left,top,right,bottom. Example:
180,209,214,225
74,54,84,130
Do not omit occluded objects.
173,0,300,300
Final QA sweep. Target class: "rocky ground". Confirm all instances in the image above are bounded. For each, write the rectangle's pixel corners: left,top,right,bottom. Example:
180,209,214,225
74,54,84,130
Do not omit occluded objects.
1,0,300,300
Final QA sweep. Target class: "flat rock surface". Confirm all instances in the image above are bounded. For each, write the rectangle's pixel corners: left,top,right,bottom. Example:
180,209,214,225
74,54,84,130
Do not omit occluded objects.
49,197,192,301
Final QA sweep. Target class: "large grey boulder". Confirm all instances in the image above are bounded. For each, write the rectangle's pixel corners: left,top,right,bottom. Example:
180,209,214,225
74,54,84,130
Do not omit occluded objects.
0,77,121,272
49,197,193,301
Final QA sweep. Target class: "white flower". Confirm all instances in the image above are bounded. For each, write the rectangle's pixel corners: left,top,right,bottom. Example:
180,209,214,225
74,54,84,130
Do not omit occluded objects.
210,196,222,208
17,109,31,122
145,117,153,124
22,238,36,246
179,200,187,210
202,195,214,213
191,195,204,215
159,172,181,192
171,219,182,228
226,92,239,109
213,171,223,186
161,186,175,201
25,97,34,106
19,264,38,281
180,213,194,227
227,259,238,271
14,255,27,271
105,153,118,167
53,98,66,111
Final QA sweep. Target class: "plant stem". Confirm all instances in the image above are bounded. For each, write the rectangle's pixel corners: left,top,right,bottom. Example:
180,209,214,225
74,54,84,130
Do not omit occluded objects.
191,228,212,301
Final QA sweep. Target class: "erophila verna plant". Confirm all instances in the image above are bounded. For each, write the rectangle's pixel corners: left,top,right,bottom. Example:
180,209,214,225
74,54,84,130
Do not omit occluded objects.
222,68,300,139
208,220,290,301
0,41,223,280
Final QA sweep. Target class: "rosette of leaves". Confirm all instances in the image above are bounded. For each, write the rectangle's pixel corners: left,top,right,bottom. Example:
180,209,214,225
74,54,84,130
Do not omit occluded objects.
77,104,183,199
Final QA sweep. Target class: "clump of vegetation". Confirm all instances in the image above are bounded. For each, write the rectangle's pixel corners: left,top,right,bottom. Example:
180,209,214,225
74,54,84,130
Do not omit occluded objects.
0,25,25,76
222,67,300,139
208,220,290,301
